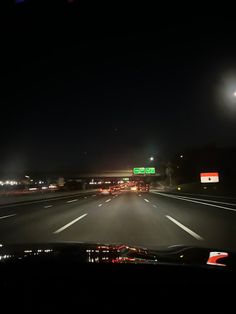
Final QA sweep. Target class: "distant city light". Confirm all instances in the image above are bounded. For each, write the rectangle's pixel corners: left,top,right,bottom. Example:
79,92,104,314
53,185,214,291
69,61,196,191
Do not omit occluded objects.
149,156,154,161
0,180,18,186
49,184,57,189
180,155,184,158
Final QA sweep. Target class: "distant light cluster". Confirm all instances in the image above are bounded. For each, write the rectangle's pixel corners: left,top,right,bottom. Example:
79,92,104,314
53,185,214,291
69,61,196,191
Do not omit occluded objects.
0,180,18,186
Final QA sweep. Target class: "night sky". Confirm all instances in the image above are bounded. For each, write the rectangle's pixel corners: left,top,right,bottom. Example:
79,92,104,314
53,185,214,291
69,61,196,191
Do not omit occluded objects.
1,4,236,175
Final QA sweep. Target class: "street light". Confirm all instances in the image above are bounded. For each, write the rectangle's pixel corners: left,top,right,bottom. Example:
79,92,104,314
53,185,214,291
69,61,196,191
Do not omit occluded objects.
180,155,184,159
149,157,154,161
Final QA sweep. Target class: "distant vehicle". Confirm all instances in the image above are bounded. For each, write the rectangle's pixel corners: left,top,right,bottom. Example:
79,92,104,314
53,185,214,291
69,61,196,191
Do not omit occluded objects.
99,185,112,195
114,185,121,191
137,182,150,193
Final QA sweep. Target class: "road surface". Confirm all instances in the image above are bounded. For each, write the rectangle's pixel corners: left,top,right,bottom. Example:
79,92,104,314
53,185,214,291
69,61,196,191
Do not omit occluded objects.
0,191,236,251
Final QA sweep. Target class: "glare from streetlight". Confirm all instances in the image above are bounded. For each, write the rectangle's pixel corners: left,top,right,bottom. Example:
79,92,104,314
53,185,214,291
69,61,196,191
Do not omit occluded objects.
234,91,236,97
149,157,154,161
180,155,184,159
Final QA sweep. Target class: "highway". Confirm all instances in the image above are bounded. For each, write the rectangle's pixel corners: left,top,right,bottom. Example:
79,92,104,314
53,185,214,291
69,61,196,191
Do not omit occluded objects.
0,190,236,251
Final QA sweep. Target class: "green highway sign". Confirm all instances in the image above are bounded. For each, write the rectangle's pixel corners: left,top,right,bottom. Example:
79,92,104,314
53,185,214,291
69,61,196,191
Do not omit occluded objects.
133,167,155,175
145,167,155,174
133,167,145,175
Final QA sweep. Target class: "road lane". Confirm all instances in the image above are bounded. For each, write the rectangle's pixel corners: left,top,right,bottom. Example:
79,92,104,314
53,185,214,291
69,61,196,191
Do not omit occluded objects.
0,192,99,217
52,192,202,248
0,194,108,243
0,191,235,252
149,191,236,250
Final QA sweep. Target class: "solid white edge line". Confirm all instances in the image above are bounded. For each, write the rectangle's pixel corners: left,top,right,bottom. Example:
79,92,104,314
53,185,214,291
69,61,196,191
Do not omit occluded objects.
53,213,87,234
0,213,17,220
44,205,53,208
179,195,236,207
66,199,78,203
144,199,150,203
152,192,236,212
166,215,203,240
98,204,103,207
105,199,111,203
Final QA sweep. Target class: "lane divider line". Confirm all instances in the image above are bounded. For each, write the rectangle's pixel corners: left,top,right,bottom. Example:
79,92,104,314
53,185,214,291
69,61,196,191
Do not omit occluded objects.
98,204,103,207
66,199,78,203
166,215,203,240
53,213,88,234
0,213,17,220
44,205,53,208
138,194,141,197
153,192,236,213
105,199,111,203
84,196,87,199
144,199,150,203
92,195,96,197
0,193,97,209
152,204,157,208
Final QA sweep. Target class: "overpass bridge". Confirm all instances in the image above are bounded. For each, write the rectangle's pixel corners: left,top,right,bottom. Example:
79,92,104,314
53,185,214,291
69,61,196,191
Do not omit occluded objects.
68,169,161,180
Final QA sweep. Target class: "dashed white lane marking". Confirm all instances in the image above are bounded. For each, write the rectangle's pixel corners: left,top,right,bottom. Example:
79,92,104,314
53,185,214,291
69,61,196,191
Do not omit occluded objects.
152,204,157,208
66,199,78,203
166,215,203,240
0,213,17,220
105,199,111,203
53,213,88,234
153,192,236,213
98,204,103,207
92,195,96,197
144,199,150,203
84,196,87,199
138,194,141,197
44,205,53,208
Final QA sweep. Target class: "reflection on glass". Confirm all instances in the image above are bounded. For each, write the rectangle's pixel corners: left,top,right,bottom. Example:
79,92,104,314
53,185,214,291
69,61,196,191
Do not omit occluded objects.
207,252,229,267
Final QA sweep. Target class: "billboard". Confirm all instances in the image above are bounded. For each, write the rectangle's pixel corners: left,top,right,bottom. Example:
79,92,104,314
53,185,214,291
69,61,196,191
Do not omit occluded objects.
200,172,219,183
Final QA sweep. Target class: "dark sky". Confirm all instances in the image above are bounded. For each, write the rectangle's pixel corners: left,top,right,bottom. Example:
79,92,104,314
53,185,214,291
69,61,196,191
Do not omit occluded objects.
0,3,236,175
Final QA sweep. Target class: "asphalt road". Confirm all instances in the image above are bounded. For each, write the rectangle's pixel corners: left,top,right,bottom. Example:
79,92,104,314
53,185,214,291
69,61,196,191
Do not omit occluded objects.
0,190,236,251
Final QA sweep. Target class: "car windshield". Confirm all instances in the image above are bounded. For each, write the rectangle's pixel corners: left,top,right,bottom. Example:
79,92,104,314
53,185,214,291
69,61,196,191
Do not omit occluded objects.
0,2,236,256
